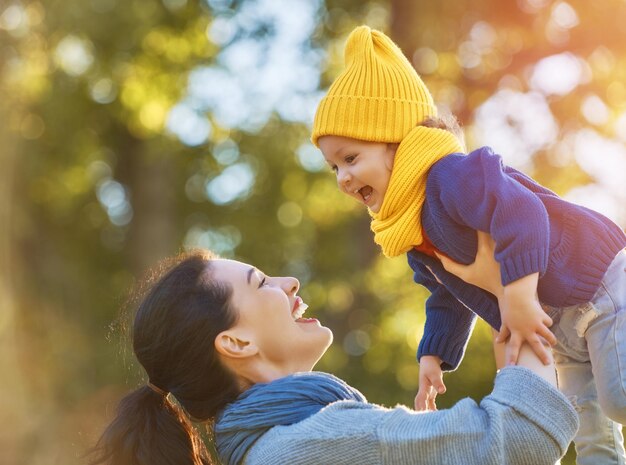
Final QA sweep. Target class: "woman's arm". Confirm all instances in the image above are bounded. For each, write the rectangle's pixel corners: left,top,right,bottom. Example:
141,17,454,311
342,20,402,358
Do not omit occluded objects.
376,365,575,465
247,366,576,465
516,339,557,387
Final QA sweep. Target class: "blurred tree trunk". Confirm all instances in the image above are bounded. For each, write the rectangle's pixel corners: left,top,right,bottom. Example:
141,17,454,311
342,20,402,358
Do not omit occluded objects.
118,133,178,276
389,0,420,54
0,100,26,463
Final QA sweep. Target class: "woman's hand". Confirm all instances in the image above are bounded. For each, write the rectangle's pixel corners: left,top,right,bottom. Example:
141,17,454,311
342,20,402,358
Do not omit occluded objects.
435,230,556,365
435,231,503,299
415,355,446,411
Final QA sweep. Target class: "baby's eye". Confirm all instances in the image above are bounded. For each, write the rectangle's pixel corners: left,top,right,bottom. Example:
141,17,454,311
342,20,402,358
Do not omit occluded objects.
330,165,338,174
345,154,356,164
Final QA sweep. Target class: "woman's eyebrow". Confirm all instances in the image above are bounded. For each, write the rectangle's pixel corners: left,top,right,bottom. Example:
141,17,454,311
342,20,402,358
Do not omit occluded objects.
246,267,256,285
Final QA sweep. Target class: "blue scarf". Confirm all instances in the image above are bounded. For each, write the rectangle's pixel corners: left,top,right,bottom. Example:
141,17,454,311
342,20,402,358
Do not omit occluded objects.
214,371,367,465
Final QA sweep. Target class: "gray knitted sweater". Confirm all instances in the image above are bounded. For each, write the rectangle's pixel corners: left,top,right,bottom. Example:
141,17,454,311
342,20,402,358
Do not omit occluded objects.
244,367,578,465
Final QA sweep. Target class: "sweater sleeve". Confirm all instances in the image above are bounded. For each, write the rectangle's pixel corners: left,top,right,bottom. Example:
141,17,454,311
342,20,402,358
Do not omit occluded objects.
429,148,550,285
412,261,476,371
376,367,578,465
245,367,578,465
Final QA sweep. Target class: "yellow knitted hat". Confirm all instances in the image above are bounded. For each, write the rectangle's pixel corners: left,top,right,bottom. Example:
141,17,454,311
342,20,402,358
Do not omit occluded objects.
311,25,437,146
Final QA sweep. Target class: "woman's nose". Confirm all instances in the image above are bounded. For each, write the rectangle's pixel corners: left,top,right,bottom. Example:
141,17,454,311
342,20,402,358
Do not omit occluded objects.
280,276,300,295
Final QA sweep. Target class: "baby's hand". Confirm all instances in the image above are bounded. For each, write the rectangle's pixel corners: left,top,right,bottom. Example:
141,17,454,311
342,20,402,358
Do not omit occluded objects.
414,355,446,411
498,273,556,365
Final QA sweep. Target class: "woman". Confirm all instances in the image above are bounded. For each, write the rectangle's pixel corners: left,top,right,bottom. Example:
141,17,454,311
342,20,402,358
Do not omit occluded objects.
91,240,577,465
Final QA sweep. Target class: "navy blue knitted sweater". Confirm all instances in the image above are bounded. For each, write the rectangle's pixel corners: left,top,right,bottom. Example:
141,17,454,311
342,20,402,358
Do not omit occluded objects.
410,146,626,370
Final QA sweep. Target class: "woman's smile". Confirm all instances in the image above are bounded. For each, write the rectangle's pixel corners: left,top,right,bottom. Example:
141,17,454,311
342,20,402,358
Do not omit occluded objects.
291,297,307,320
212,258,333,374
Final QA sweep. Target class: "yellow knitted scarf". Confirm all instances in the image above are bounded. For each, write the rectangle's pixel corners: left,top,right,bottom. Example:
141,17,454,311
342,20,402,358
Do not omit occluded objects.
370,126,464,257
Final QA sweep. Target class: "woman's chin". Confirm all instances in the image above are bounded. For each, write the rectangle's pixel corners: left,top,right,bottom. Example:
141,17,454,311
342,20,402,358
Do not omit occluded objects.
288,327,333,373
315,327,334,362
302,326,333,370
321,325,333,346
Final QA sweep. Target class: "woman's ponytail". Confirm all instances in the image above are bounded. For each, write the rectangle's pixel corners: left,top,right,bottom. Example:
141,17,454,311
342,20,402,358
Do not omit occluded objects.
90,386,210,465
91,250,241,464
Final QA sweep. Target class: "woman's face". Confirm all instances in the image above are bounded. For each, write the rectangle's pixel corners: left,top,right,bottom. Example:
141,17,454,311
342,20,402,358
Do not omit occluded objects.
213,259,333,378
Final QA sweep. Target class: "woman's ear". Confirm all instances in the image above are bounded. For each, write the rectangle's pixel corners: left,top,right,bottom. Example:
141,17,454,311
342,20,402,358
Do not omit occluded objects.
215,330,259,359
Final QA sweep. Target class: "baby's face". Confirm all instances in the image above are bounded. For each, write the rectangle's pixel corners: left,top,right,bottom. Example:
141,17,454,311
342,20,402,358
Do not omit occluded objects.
318,135,397,213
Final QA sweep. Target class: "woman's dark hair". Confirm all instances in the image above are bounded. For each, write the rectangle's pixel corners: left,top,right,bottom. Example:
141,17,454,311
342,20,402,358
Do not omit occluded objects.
419,113,465,147
90,250,240,465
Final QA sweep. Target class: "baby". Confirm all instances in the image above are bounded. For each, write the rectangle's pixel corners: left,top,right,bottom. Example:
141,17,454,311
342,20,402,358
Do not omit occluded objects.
311,25,626,465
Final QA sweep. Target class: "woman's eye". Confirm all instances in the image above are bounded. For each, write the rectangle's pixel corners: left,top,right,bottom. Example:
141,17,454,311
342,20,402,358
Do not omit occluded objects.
258,277,267,288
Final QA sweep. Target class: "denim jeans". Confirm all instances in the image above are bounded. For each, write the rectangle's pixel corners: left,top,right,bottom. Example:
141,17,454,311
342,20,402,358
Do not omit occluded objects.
544,249,626,465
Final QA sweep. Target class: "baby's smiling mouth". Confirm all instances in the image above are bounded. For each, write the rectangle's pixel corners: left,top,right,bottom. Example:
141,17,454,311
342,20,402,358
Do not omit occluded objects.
353,186,373,203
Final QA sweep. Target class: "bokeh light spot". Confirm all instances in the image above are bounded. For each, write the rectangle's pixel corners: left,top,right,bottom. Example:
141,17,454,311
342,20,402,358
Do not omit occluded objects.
205,162,255,205
473,90,558,169
580,94,610,126
207,15,237,45
183,224,241,257
166,102,212,146
276,201,303,227
296,143,326,172
343,329,371,356
327,283,354,313
396,363,419,390
90,78,117,104
530,53,583,96
551,1,579,29
96,179,133,226
212,138,239,165
413,47,438,75
54,35,94,76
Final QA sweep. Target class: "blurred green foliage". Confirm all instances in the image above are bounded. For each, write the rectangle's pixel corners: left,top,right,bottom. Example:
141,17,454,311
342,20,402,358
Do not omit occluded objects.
1,0,626,463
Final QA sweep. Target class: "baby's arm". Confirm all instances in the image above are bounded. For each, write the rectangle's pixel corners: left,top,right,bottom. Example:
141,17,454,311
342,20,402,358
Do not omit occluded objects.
411,262,476,411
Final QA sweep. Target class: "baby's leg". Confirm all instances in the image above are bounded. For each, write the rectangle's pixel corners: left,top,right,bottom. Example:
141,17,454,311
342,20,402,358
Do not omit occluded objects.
553,345,625,465
585,251,626,423
547,296,625,465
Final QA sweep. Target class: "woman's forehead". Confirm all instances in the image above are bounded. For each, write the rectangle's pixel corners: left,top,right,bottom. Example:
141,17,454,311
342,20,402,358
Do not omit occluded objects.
212,259,260,284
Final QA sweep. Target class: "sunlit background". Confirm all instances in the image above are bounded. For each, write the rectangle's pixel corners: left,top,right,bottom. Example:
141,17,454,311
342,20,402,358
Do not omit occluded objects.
1,0,625,463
